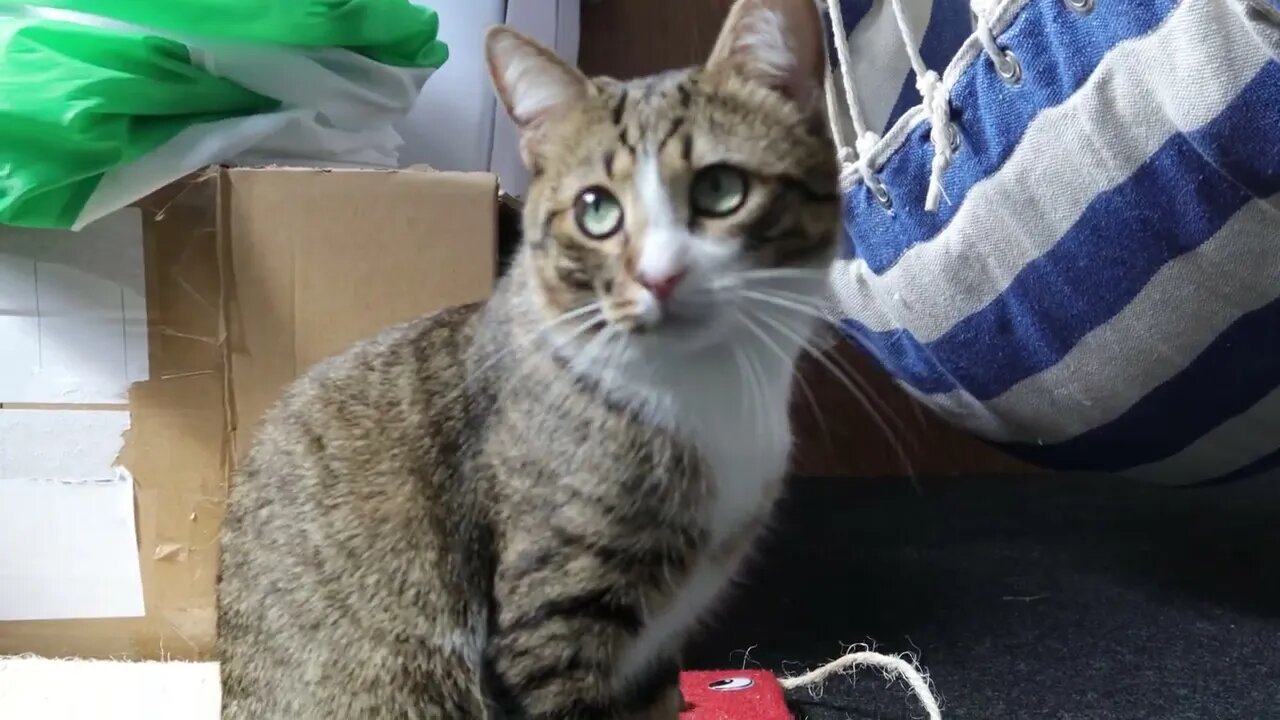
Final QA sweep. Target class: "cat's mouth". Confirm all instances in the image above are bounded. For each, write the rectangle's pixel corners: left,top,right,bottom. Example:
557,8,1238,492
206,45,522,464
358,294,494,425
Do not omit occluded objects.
627,301,738,353
654,300,714,329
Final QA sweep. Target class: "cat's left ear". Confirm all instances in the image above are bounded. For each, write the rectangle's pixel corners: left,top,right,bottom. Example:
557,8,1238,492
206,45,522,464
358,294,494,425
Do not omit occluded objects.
706,0,826,107
486,27,590,131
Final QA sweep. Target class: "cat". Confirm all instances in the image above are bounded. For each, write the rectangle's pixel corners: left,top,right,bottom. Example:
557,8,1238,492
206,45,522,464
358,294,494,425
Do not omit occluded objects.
217,0,839,717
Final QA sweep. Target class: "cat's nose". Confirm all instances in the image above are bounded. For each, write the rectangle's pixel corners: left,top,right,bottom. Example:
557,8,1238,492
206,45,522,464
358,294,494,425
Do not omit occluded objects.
639,269,687,302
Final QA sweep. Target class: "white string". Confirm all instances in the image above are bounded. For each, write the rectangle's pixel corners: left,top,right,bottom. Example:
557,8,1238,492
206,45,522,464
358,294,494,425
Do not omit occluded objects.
823,69,850,156
821,0,1016,211
821,0,884,195
854,131,881,160
822,43,862,192
853,130,885,203
888,0,955,211
836,147,862,193
974,6,1017,75
779,646,943,720
823,0,870,139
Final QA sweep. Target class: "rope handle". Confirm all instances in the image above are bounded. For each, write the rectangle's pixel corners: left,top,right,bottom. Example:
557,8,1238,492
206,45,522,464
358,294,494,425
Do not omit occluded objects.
821,0,1025,212
779,644,943,719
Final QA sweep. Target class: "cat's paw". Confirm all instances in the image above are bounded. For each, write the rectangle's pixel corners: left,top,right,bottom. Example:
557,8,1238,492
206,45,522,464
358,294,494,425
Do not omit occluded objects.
639,685,685,720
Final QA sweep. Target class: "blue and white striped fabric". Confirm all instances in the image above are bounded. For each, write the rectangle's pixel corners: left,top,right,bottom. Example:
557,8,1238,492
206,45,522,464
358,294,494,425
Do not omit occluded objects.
826,0,1280,484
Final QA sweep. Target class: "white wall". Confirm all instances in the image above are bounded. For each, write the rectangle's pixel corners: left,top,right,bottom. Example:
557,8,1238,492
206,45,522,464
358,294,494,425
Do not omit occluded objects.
396,0,580,197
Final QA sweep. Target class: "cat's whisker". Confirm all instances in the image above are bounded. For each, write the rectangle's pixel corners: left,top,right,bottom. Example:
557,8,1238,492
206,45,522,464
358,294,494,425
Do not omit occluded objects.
731,344,766,444
743,346,770,443
745,302,916,479
739,289,909,435
736,296,853,346
542,314,613,385
581,325,660,419
496,318,615,422
736,289,838,325
742,291,910,436
733,267,830,280
736,310,832,454
679,287,722,303
469,305,604,386
448,306,606,413
757,299,911,445
569,320,619,380
556,300,608,323
731,346,754,419
545,312,609,359
709,267,827,295
758,286,838,309
730,322,788,443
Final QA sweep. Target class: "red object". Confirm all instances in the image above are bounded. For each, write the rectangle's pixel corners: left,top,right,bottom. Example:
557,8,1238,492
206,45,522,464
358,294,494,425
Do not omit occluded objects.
679,670,791,719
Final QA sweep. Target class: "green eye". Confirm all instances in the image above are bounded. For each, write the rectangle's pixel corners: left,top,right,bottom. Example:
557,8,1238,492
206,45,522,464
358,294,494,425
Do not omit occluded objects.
574,187,624,239
691,165,749,218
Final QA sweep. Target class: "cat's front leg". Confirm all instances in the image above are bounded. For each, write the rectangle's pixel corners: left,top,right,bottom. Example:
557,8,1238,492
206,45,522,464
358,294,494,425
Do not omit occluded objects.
637,683,685,720
486,541,673,719
486,588,653,718
618,657,684,720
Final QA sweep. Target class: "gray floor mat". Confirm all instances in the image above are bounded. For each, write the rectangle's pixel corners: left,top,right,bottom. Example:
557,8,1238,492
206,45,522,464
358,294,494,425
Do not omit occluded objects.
687,474,1280,719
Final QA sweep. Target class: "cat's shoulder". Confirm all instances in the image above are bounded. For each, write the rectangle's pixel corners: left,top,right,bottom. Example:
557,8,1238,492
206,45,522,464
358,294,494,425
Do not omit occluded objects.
320,301,485,375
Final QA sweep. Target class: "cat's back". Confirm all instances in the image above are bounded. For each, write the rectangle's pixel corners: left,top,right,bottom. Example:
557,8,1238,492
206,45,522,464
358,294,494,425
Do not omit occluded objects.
232,301,484,514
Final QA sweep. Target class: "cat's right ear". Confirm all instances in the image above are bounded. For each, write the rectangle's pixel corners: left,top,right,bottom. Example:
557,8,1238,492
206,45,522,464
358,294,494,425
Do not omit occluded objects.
706,0,826,107
486,27,590,133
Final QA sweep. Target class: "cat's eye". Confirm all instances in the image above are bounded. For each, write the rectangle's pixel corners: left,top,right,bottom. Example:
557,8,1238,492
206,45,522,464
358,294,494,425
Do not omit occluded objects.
690,165,749,218
574,187,624,239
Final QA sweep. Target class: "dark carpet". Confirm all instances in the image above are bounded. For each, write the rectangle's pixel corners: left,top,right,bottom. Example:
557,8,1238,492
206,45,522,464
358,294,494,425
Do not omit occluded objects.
686,474,1280,719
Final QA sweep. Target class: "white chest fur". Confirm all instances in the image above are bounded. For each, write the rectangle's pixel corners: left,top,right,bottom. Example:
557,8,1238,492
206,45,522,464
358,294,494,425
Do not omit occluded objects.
614,342,797,684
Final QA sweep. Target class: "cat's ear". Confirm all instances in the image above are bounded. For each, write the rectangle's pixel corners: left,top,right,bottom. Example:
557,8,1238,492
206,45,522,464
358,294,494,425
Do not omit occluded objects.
706,0,826,106
486,27,590,131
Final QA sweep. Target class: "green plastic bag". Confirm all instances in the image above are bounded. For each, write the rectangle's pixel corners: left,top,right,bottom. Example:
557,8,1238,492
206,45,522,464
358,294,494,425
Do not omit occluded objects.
22,0,448,67
0,2,448,229
0,17,278,228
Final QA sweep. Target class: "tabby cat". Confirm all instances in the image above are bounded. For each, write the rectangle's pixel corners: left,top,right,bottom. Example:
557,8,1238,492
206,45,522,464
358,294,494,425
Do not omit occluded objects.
217,0,839,716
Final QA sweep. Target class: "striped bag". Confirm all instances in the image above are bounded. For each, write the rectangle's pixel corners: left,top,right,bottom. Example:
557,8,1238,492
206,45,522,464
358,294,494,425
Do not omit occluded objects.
824,0,1280,484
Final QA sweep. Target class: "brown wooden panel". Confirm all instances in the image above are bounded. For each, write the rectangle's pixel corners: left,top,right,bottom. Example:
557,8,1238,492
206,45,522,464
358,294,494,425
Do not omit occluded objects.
789,344,1037,478
581,0,734,78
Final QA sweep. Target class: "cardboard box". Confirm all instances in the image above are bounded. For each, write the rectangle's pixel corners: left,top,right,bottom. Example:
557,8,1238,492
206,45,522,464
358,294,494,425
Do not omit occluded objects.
0,167,498,659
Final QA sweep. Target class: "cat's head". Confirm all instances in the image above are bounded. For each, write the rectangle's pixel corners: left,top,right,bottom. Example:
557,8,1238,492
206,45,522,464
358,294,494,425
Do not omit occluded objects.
486,0,838,362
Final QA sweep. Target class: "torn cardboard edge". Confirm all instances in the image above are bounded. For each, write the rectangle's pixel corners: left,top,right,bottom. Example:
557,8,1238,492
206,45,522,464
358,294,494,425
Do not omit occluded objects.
0,209,148,405
1,165,502,660
0,205,149,622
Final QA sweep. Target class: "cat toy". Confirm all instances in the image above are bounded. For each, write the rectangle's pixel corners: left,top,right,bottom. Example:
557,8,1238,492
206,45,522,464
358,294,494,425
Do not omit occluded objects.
679,647,942,719
679,671,790,719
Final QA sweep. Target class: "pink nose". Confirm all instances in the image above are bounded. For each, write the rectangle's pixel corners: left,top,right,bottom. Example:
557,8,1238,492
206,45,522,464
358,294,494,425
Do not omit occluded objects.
640,269,687,302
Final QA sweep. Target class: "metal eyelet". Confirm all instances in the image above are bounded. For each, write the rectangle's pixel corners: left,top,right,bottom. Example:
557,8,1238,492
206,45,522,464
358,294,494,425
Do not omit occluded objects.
947,123,961,152
708,677,754,691
871,181,893,210
1065,0,1095,14
995,49,1022,86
